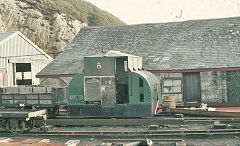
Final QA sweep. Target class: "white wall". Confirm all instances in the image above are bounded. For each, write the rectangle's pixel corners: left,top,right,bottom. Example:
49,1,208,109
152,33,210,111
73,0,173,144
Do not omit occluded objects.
0,32,52,86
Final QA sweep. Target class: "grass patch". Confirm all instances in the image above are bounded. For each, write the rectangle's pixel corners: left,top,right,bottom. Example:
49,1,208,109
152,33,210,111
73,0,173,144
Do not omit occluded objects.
20,0,125,26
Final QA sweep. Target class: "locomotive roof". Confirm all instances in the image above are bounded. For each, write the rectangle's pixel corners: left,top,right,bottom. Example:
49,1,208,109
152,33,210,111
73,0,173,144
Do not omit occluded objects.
38,16,240,77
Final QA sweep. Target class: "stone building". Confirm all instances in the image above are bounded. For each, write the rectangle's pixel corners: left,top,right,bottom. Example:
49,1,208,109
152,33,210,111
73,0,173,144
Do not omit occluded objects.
37,17,240,105
0,31,53,87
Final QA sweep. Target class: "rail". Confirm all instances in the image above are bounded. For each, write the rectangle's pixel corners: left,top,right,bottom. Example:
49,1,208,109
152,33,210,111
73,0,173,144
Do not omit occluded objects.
1,129,240,137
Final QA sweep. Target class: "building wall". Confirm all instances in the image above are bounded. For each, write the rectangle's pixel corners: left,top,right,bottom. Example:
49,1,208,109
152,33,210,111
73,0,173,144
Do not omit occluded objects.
38,70,240,104
0,33,52,86
31,60,52,85
153,72,183,104
0,69,6,86
153,71,228,104
200,71,227,103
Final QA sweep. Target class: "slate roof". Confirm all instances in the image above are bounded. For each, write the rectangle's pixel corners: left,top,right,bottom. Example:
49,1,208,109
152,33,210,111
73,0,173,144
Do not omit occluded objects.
38,17,240,76
88,50,138,57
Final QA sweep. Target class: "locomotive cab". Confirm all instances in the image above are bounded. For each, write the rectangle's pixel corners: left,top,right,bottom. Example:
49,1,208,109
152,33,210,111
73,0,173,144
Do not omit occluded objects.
67,50,161,117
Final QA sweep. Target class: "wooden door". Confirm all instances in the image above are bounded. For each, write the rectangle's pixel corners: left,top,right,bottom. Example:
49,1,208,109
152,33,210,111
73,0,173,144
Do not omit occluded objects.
227,71,240,103
183,72,201,102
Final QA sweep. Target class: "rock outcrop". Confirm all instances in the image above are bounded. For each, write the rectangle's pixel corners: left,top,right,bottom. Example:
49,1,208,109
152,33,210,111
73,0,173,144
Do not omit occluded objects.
0,0,87,56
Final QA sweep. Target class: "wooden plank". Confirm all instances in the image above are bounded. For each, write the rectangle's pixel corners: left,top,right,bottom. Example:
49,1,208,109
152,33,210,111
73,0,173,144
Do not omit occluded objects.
184,102,240,107
65,140,80,146
21,138,41,144
170,108,240,117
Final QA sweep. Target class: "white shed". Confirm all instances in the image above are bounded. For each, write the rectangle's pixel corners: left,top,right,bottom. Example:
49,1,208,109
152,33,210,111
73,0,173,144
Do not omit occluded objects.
0,31,53,87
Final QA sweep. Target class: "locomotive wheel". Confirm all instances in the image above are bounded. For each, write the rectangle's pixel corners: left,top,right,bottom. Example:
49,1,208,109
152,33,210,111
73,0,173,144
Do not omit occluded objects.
25,120,35,132
47,108,58,118
6,120,26,134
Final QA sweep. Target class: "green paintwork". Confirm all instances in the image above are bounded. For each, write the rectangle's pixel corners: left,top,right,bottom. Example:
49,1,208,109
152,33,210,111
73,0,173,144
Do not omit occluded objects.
84,57,115,76
67,73,85,105
67,52,161,109
128,71,161,106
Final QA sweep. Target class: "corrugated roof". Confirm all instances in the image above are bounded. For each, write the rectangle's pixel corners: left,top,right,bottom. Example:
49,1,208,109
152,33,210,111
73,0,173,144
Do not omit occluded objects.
0,31,16,43
0,31,53,60
38,17,240,76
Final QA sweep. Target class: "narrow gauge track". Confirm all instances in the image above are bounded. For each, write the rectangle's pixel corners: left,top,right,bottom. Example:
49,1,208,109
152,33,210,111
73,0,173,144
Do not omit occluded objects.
102,138,184,143
42,117,240,126
45,118,184,126
102,138,185,145
1,129,240,137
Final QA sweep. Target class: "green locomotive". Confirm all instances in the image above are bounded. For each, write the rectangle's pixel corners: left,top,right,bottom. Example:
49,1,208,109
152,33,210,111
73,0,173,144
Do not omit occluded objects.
67,50,161,117
0,51,162,133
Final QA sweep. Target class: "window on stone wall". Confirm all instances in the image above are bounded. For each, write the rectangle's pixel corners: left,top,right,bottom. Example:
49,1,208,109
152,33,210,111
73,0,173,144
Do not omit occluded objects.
163,78,182,94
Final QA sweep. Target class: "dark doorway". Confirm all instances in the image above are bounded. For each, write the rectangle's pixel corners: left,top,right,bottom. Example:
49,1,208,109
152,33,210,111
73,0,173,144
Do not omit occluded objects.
139,78,144,102
16,63,32,85
115,58,129,104
116,84,129,104
183,72,201,102
227,71,240,102
16,63,31,72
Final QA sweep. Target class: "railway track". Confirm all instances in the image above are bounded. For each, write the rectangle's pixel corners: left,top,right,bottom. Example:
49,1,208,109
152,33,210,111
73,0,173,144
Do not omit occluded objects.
1,129,240,137
45,117,184,126
102,138,185,145
42,117,240,126
102,138,184,143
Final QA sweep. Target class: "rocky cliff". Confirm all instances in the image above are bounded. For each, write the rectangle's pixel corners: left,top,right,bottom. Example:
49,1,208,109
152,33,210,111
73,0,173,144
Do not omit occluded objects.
0,0,123,57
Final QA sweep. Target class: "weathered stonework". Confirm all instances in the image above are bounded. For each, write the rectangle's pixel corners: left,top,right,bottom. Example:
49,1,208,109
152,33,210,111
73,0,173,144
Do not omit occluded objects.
154,71,228,104
200,71,227,103
154,72,183,104
0,0,86,55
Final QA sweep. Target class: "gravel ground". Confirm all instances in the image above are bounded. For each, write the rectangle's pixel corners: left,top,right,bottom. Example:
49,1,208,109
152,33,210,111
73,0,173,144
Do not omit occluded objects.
0,121,239,145
1,135,240,146
45,123,212,132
